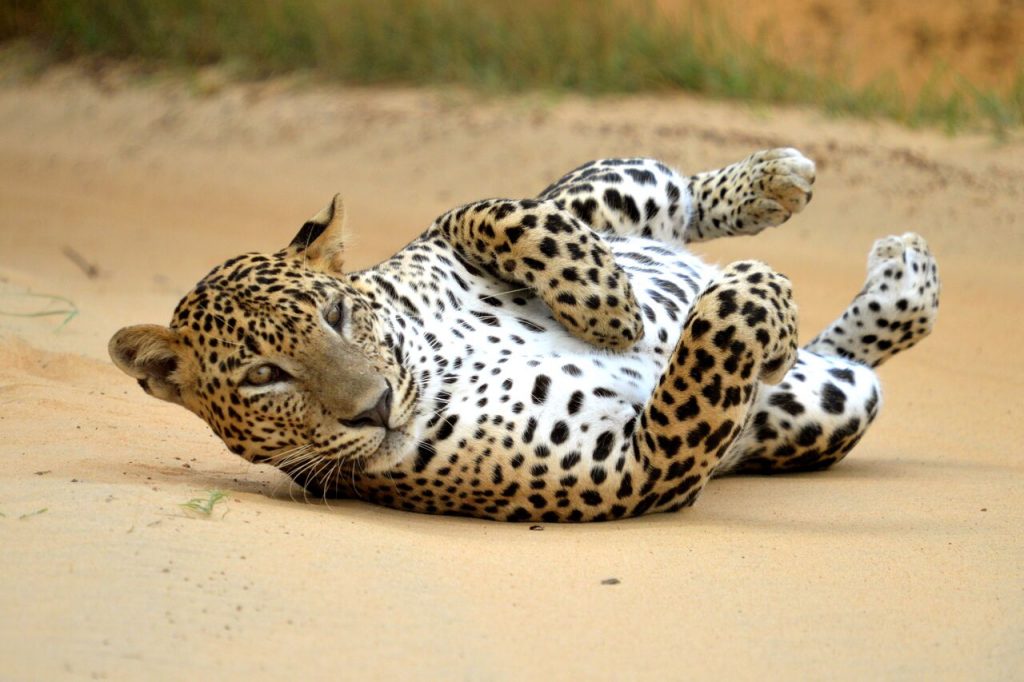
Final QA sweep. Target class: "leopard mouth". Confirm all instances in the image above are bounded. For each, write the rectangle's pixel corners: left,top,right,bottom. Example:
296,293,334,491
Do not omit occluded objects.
287,380,418,481
279,430,413,500
312,415,413,461
361,425,414,469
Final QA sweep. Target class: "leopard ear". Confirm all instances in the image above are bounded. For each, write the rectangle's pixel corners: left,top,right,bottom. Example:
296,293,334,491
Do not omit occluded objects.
108,324,185,406
283,194,347,273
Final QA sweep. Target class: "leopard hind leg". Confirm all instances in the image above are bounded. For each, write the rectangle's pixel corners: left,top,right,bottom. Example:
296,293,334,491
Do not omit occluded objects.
717,351,881,474
626,260,800,514
719,232,939,474
806,232,940,367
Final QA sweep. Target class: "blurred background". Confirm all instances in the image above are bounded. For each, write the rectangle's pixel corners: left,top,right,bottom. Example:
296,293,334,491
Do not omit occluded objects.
2,0,1022,134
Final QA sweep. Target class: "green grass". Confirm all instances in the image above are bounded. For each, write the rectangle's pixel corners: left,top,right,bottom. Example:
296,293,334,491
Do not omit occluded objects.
2,0,1022,134
0,291,80,331
180,490,228,517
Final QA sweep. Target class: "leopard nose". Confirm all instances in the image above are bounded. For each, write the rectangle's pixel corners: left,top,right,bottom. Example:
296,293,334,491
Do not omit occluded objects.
343,384,393,429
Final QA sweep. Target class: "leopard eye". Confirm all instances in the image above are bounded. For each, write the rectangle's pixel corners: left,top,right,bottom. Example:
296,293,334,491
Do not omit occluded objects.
243,364,286,387
324,300,344,330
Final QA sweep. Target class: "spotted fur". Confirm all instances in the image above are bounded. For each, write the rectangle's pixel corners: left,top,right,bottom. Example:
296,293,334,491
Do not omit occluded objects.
109,148,940,521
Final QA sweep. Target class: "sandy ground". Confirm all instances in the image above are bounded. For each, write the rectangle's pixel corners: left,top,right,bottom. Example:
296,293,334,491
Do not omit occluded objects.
0,67,1022,680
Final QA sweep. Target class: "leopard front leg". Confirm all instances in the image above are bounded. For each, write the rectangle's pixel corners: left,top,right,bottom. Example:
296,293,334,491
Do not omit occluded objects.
687,148,815,242
537,148,814,247
625,260,798,515
434,199,645,349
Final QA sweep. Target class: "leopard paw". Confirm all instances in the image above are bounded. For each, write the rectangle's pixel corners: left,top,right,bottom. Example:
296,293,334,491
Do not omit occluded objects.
733,148,815,234
690,148,815,241
807,232,940,367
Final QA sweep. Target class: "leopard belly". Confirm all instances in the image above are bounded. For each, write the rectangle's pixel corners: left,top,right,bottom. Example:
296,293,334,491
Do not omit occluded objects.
371,237,714,485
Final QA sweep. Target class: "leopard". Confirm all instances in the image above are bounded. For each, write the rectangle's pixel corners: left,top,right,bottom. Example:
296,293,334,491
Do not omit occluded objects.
109,148,940,522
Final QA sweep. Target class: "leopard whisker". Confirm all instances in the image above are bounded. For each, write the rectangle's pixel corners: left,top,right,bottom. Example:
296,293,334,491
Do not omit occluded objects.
274,448,317,470
350,454,363,501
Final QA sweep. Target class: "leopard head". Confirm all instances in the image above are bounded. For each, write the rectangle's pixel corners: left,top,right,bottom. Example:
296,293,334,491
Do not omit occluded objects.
109,196,420,487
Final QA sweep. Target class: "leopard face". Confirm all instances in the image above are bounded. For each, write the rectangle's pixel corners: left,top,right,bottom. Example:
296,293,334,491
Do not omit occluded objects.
109,197,421,481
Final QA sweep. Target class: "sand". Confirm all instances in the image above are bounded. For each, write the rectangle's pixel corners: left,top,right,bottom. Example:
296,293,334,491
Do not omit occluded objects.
1,67,1022,680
